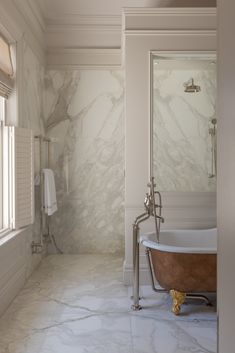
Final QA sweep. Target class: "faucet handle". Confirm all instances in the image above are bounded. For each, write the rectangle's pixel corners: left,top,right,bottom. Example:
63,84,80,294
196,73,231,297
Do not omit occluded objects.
155,203,162,209
147,181,156,188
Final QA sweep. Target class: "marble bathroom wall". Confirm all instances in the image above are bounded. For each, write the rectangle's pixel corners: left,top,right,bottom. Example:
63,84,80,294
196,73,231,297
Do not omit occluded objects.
153,66,216,192
44,70,125,254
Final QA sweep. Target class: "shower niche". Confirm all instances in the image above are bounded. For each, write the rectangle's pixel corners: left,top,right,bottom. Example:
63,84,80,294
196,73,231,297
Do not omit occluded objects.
151,55,217,192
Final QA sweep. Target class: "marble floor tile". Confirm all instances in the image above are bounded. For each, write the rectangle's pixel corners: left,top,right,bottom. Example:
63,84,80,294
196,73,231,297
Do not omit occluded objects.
131,316,216,353
0,255,217,353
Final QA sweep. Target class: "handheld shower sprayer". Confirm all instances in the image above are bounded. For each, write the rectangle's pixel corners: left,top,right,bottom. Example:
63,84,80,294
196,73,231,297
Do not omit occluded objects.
144,177,164,242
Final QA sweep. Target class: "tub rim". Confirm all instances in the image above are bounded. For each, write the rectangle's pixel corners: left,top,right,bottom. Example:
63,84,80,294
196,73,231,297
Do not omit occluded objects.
140,228,217,254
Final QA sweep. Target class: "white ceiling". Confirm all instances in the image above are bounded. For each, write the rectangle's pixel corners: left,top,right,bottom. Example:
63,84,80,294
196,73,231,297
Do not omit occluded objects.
38,0,216,18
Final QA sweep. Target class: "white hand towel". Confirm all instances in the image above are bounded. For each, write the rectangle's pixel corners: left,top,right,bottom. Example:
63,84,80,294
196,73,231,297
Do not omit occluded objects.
43,169,58,216
34,174,41,186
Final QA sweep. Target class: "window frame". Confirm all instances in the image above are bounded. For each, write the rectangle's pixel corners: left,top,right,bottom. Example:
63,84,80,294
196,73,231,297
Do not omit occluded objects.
0,98,3,230
0,97,11,237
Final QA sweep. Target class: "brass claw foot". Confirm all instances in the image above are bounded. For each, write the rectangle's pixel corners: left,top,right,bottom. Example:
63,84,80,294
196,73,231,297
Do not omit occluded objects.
170,289,186,315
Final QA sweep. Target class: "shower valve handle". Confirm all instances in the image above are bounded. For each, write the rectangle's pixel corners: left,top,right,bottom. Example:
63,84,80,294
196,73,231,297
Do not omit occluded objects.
147,182,156,188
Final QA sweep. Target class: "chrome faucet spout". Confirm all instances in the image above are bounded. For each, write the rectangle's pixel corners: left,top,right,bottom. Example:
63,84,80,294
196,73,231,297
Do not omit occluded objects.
155,214,164,223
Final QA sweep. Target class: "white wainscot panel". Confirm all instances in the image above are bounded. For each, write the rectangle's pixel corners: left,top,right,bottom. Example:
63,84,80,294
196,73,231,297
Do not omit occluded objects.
0,228,41,316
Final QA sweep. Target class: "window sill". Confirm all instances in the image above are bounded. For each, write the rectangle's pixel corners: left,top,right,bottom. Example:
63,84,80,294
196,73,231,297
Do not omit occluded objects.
0,228,28,247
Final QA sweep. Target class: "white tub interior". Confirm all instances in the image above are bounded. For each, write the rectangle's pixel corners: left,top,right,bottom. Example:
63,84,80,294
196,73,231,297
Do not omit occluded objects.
140,228,217,254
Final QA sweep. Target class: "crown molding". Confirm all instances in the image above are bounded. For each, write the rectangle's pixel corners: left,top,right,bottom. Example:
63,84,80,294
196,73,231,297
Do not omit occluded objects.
124,30,217,36
47,24,121,32
45,14,122,68
46,14,122,27
46,48,122,70
45,14,122,50
123,7,217,15
123,7,217,32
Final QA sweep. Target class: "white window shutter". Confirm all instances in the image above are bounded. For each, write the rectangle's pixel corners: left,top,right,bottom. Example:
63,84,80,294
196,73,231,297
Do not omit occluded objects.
10,127,34,229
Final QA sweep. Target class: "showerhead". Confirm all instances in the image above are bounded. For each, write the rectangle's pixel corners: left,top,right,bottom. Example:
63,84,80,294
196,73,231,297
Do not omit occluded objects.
183,78,201,93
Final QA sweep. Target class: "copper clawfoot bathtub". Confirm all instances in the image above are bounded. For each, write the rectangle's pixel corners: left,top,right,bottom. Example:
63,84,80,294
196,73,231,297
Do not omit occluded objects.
140,228,217,315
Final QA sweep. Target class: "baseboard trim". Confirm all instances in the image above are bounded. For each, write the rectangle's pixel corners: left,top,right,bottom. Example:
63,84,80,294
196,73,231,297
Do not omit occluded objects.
123,259,152,285
0,266,26,317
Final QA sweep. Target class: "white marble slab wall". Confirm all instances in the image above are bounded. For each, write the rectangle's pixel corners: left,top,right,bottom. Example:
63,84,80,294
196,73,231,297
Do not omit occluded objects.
153,68,216,191
44,70,125,254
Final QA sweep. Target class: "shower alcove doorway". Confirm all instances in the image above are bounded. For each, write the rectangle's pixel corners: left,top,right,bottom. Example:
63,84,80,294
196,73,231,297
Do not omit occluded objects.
150,52,217,193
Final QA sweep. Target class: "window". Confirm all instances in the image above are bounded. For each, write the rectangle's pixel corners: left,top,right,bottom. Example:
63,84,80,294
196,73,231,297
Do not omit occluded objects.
0,96,10,234
0,97,4,230
0,33,34,235
0,34,13,235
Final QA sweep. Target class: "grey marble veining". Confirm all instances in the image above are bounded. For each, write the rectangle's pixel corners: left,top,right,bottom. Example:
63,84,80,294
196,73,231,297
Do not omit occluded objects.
153,68,216,192
44,70,125,254
0,255,217,353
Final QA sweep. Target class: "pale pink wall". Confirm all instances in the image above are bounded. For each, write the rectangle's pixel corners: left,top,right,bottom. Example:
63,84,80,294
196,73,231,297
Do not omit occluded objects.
218,0,235,352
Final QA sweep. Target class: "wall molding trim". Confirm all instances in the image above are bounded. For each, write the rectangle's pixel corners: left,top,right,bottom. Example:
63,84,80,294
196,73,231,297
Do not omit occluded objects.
125,193,216,229
123,8,217,15
46,14,122,57
123,7,217,32
46,14,121,27
0,266,26,316
126,191,216,209
47,48,122,70
124,30,216,36
123,259,150,285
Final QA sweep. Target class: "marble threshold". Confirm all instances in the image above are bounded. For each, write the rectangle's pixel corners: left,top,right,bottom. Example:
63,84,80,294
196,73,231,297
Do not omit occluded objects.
0,254,217,353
